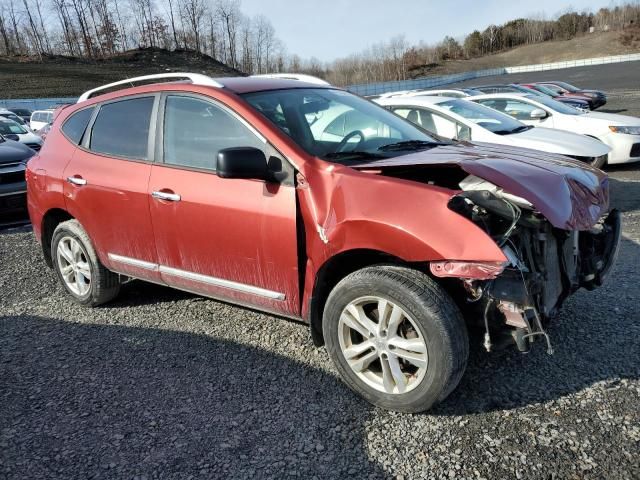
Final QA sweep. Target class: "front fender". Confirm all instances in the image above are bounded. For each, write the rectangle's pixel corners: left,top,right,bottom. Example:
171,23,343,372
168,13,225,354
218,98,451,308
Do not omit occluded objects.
299,165,505,265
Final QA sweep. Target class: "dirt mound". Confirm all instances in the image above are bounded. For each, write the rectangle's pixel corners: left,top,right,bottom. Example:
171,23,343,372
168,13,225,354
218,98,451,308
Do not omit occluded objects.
0,47,243,99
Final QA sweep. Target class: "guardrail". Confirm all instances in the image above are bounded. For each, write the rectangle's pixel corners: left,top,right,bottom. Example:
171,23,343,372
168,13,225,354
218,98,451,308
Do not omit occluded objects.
347,52,640,96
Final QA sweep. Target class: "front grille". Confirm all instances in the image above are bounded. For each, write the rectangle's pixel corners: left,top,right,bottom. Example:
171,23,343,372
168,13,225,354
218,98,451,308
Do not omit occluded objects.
25,143,41,151
0,191,26,209
0,163,26,185
630,143,640,158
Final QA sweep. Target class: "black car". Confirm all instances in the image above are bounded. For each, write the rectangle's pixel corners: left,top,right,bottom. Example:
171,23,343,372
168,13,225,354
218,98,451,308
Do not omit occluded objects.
0,135,35,220
8,108,33,124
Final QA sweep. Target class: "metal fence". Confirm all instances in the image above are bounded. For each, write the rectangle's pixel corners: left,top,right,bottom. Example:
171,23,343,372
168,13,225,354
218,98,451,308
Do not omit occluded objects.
347,53,640,96
0,97,77,111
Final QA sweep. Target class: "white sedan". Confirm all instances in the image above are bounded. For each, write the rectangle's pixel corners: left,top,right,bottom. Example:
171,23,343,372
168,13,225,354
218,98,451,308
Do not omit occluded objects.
374,95,610,167
467,93,640,165
0,117,44,151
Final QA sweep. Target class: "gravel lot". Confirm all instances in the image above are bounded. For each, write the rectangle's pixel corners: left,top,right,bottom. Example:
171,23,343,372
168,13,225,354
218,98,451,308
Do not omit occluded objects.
1,163,638,479
2,73,640,478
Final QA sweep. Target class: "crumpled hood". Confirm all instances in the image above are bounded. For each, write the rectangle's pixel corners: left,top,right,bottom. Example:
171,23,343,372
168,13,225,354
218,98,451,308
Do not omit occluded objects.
351,142,609,231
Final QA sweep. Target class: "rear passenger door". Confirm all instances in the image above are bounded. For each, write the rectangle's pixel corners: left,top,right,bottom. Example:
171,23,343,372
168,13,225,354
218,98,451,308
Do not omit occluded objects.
63,95,161,282
148,93,300,316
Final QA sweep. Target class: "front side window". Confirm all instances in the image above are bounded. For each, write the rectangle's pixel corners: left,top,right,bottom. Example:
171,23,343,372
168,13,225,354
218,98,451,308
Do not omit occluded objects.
438,99,528,135
62,107,94,145
392,107,471,140
163,95,265,170
474,98,539,121
243,88,445,163
529,95,582,115
540,84,565,94
89,97,154,159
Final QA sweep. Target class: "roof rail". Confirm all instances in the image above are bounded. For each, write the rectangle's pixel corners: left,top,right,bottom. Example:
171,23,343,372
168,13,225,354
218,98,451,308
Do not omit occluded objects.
250,73,331,86
77,72,223,103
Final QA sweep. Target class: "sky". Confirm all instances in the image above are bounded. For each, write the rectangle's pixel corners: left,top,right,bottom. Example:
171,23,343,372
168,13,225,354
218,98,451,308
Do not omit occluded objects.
240,0,613,61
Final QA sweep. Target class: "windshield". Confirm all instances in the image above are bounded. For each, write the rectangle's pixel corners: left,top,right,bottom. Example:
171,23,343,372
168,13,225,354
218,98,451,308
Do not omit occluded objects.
553,81,579,92
512,85,542,95
528,95,583,115
437,99,528,135
529,84,557,97
0,120,27,135
242,88,447,162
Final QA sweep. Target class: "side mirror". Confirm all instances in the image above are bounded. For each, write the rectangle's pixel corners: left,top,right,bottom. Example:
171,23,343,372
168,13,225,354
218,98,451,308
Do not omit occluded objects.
530,108,547,120
216,147,270,181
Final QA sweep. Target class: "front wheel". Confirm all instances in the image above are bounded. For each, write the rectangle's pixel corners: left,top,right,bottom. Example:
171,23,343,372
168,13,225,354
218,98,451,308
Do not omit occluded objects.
323,266,468,413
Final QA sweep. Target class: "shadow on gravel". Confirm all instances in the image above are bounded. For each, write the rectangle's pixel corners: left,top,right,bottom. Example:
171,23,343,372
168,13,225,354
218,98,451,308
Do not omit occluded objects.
0,315,384,479
599,108,627,114
430,234,639,416
608,164,640,213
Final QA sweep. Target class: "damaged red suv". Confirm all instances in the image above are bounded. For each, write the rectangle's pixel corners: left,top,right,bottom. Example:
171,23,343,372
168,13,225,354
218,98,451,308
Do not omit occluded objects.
26,74,621,412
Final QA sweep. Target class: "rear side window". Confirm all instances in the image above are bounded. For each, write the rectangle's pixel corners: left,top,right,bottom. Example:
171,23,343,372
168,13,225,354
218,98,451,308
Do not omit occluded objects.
62,107,94,145
90,97,154,159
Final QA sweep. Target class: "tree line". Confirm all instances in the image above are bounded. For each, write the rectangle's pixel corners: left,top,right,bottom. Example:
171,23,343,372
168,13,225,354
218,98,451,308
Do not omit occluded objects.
321,3,640,86
0,1,639,84
0,0,285,74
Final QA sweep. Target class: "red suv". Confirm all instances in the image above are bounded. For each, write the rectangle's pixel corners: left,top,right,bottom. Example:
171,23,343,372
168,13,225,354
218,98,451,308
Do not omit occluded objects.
27,73,620,412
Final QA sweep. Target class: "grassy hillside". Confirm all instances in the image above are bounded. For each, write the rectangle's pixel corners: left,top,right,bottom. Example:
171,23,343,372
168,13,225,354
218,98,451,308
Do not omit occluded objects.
0,48,243,99
410,30,640,78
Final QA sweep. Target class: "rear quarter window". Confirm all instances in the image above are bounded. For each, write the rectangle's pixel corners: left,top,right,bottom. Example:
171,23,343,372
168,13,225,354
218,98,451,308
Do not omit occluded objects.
61,107,94,145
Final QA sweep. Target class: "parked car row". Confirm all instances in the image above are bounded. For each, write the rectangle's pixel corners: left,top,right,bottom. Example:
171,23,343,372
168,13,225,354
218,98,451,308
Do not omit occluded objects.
371,81,638,167
20,72,623,413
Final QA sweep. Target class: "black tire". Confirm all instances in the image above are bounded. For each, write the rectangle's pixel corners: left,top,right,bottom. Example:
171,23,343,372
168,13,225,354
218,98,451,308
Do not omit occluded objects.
323,265,468,413
585,137,607,169
51,219,120,306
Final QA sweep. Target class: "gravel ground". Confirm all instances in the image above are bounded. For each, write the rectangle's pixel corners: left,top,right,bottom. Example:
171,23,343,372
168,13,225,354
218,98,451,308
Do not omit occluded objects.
1,163,638,479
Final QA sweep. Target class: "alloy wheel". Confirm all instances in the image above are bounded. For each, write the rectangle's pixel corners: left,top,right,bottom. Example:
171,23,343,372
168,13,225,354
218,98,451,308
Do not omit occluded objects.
56,236,92,296
338,296,428,394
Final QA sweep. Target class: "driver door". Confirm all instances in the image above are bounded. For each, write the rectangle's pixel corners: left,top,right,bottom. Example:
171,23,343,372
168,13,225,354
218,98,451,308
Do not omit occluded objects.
148,93,300,316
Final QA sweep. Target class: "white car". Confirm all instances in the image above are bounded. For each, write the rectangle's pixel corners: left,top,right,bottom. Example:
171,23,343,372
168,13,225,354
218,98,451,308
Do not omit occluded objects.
467,93,640,165
374,88,483,100
0,117,43,151
375,95,610,167
0,108,29,127
30,110,54,132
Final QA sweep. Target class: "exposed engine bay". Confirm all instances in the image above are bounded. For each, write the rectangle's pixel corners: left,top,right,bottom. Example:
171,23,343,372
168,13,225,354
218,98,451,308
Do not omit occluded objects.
365,162,622,354
447,175,621,353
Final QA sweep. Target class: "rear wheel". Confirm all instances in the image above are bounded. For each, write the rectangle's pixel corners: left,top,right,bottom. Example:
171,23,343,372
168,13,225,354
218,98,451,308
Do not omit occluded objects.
323,266,468,413
51,220,120,306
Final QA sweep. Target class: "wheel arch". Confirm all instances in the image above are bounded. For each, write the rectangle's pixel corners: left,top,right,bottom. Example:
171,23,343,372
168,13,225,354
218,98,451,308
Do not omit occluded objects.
41,208,75,267
308,248,415,346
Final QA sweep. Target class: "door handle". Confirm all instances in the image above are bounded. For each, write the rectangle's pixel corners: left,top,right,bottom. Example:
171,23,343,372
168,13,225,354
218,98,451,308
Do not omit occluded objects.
151,190,181,202
66,176,87,186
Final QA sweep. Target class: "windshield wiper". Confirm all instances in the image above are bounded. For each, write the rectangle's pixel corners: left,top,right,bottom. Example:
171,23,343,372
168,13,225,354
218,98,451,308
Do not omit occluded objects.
324,151,387,160
377,140,450,152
